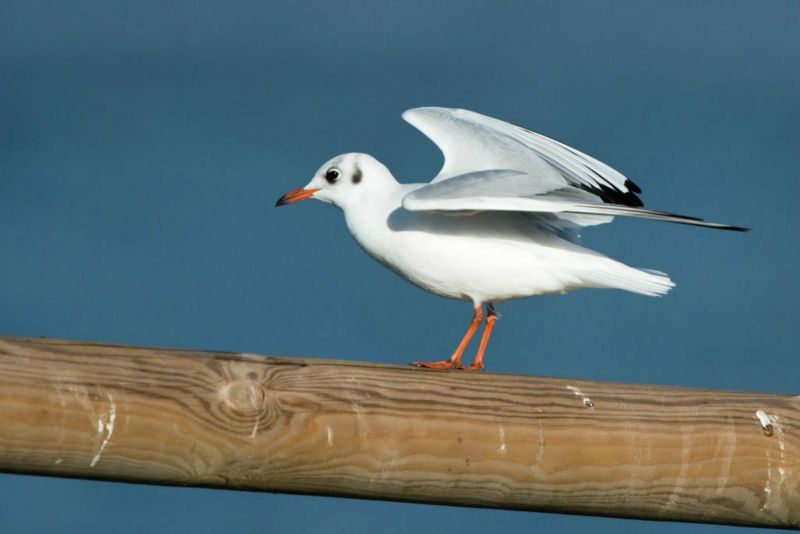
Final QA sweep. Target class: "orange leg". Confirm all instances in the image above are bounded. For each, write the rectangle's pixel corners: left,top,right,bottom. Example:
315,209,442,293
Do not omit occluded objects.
465,304,497,371
411,306,484,370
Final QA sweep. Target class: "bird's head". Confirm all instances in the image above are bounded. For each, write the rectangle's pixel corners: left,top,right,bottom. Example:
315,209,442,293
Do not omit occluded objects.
275,153,397,211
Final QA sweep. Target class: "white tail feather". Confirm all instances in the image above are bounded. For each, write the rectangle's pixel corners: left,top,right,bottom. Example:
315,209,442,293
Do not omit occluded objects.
582,261,675,297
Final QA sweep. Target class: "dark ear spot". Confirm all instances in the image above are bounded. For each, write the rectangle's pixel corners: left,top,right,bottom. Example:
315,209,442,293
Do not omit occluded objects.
352,165,363,184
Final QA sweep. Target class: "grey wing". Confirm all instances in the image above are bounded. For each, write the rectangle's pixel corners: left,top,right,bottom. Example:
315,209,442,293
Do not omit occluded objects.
402,107,748,233
403,106,644,207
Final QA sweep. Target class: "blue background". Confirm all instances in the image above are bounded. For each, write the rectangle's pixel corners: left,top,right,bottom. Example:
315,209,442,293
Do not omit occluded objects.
1,1,798,532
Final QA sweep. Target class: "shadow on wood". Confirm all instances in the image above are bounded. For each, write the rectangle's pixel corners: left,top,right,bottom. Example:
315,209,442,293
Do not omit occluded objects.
0,335,797,528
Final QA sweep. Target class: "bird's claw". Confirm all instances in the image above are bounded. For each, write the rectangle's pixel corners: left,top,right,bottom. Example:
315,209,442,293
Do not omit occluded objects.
410,360,464,370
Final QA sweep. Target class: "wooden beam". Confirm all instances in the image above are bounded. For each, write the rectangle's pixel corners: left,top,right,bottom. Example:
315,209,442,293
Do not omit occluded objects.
0,335,797,528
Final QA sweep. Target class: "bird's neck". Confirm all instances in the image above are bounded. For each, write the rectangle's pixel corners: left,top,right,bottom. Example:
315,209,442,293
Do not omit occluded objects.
342,182,408,257
342,185,399,226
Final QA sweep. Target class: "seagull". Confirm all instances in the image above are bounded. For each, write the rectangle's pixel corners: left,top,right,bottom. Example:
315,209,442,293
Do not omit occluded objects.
276,107,747,371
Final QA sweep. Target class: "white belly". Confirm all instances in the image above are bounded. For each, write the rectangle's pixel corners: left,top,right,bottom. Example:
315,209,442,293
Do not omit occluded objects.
347,206,589,304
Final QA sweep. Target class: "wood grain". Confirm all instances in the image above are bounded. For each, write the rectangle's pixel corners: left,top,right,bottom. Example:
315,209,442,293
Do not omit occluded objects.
0,335,797,528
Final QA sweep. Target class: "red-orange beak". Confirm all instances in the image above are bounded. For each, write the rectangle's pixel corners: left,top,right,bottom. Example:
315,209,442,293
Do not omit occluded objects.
275,187,319,207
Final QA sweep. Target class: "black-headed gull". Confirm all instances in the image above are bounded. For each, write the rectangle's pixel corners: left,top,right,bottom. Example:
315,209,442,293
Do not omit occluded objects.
276,107,746,371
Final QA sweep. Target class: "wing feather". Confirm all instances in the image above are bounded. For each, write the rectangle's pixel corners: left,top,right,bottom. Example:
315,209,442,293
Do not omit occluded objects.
402,168,747,232
402,107,747,232
402,106,643,207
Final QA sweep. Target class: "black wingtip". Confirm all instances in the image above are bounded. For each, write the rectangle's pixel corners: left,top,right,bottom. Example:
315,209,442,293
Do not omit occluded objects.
661,212,750,232
648,207,750,232
624,179,642,194
682,217,750,232
579,183,644,208
592,204,751,232
722,225,750,233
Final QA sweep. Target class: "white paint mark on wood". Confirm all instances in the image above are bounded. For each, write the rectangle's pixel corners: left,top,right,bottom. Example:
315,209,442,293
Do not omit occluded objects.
351,401,368,440
327,426,334,446
246,382,263,438
90,394,116,467
247,383,261,409
662,423,691,511
761,412,787,511
777,433,786,479
250,418,259,438
498,426,507,455
756,409,775,435
566,385,594,408
763,447,774,509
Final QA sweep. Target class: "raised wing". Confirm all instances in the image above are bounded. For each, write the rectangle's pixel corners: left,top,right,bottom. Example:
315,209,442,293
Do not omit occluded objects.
402,107,748,232
402,106,643,207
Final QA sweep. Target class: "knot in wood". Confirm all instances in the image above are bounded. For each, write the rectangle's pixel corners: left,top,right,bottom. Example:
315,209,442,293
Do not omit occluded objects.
221,378,267,417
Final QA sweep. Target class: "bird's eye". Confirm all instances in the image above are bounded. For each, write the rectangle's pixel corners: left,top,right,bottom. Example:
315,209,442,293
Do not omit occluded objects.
325,169,340,183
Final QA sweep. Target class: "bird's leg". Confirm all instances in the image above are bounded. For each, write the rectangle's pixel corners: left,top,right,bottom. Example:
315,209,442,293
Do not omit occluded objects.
465,304,497,371
411,306,484,370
